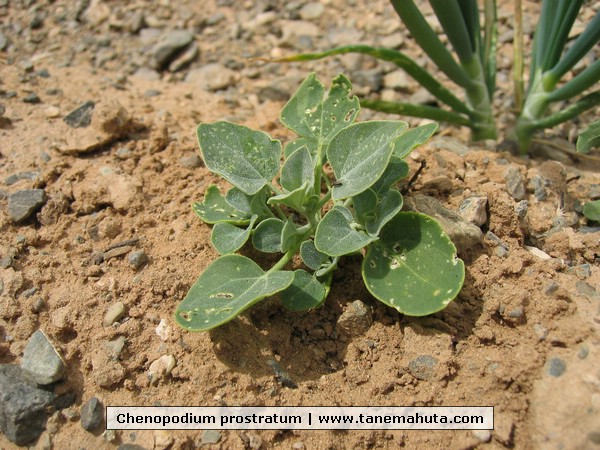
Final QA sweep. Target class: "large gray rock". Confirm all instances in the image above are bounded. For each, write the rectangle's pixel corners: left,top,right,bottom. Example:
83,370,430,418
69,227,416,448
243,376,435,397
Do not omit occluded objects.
0,364,73,445
20,329,66,385
8,189,47,222
404,194,483,254
151,29,194,69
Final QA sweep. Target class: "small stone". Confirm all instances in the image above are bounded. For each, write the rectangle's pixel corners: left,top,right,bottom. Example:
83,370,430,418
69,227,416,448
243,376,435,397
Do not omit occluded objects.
103,302,126,327
103,429,118,443
383,69,411,90
408,355,438,381
185,63,237,91
508,307,524,319
20,330,66,385
515,200,528,219
299,2,324,20
589,433,600,445
4,171,40,185
405,195,483,254
154,430,174,449
179,154,202,169
472,429,492,443
63,101,95,128
147,355,176,384
578,345,589,359
104,246,133,260
8,189,47,222
533,324,548,341
505,167,526,201
545,357,566,377
573,264,591,279
576,281,598,298
0,32,8,51
201,430,222,444
45,106,61,118
155,319,170,341
168,42,199,72
104,336,127,359
543,281,559,295
23,93,41,104
115,147,133,159
525,246,551,260
152,29,194,70
336,300,373,337
458,196,488,226
0,365,59,445
81,397,104,431
128,250,148,269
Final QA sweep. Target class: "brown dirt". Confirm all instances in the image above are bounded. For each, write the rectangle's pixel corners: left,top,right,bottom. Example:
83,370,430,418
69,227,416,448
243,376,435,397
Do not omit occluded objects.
1,1,600,449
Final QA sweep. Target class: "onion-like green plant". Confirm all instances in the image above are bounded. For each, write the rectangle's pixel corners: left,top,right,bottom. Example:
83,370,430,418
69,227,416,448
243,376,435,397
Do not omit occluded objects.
268,0,600,154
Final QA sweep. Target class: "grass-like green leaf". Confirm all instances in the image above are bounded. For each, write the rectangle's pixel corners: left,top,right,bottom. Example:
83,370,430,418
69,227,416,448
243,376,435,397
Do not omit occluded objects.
280,269,327,312
193,184,250,225
315,206,377,256
328,120,408,200
362,212,464,316
198,121,281,195
175,255,294,331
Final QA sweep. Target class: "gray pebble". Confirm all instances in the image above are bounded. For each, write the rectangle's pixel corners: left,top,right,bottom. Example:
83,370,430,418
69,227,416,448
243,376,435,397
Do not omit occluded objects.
408,355,438,381
508,307,524,319
514,200,528,219
20,330,66,385
0,32,8,51
573,264,591,280
152,29,194,70
8,189,47,223
505,167,526,201
103,302,126,327
81,397,104,431
0,255,13,269
23,93,41,104
578,345,589,360
336,300,373,337
168,42,199,72
533,324,548,341
128,250,148,269
115,147,133,159
546,357,566,377
530,175,547,201
4,171,39,186
458,196,488,227
179,154,202,169
202,430,222,444
543,281,559,295
576,281,598,298
63,101,95,128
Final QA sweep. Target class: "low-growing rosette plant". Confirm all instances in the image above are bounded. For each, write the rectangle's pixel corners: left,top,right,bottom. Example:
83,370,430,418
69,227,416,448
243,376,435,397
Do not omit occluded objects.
175,74,465,332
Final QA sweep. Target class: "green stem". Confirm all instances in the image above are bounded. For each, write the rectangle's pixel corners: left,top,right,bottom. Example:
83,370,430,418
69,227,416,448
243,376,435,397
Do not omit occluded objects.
268,249,296,272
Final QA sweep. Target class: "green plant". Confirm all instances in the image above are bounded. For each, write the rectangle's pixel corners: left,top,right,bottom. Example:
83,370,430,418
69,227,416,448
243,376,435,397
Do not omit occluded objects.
268,0,600,153
577,119,600,222
175,74,465,332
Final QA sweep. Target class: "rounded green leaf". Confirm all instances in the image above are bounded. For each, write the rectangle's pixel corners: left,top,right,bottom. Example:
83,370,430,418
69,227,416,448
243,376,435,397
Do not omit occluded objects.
583,200,600,221
300,240,330,271
327,121,408,200
252,218,284,253
315,206,377,256
198,121,281,195
225,187,253,214
362,212,465,316
354,188,404,237
193,185,250,225
392,122,438,159
211,216,257,255
280,270,327,312
175,255,294,331
280,146,314,192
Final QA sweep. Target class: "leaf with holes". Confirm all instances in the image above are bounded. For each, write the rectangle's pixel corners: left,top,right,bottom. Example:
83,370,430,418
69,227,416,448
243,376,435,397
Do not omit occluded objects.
315,206,377,256
280,269,328,312
362,212,464,316
198,121,281,195
280,73,359,145
193,185,250,225
175,255,294,331
327,121,408,200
